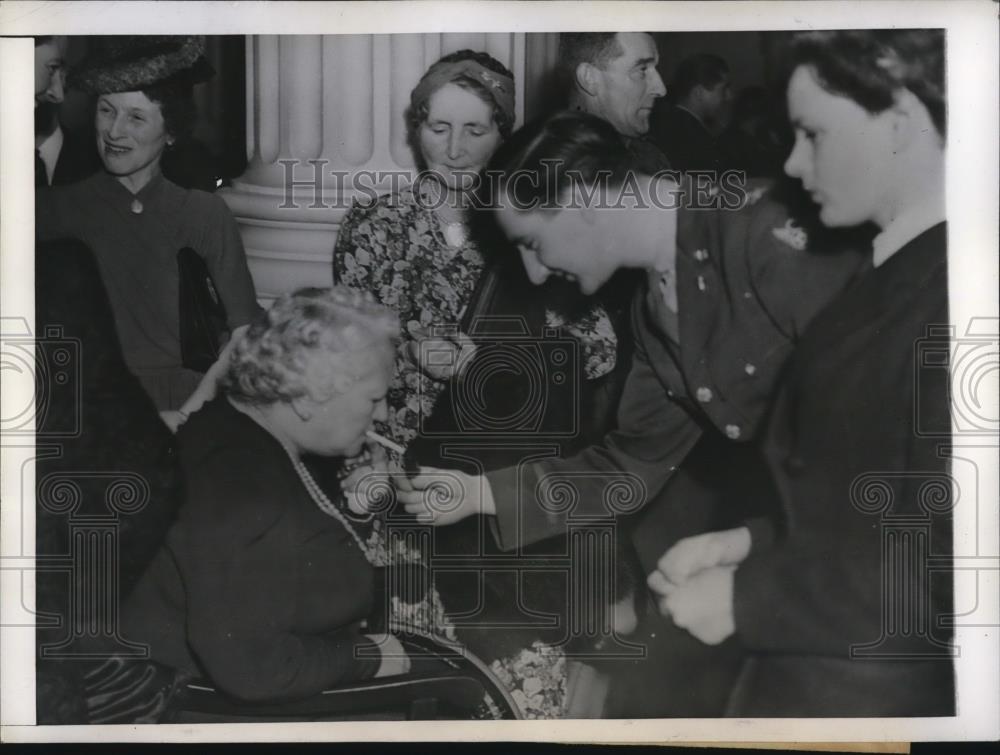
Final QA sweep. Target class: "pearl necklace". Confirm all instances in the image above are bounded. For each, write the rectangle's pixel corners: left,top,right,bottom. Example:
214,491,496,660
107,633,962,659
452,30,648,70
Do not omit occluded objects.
281,444,378,565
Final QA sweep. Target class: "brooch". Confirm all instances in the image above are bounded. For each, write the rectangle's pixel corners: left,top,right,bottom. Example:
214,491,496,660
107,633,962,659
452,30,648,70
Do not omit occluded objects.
772,218,808,251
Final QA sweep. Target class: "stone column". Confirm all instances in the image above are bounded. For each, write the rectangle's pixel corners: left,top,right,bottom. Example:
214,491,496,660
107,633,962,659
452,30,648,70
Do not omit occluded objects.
220,33,560,302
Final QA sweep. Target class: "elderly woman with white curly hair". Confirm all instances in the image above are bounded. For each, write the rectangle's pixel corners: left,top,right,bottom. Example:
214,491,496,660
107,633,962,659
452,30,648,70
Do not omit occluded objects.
118,286,411,712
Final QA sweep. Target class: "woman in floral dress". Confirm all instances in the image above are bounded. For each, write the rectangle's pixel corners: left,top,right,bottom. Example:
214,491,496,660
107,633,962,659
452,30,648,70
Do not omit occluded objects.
332,50,620,718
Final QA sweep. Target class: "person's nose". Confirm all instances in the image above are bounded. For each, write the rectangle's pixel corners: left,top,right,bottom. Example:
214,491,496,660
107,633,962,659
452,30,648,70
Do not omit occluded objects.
783,136,807,181
446,131,466,161
106,113,127,140
649,67,667,99
45,68,65,104
519,247,551,285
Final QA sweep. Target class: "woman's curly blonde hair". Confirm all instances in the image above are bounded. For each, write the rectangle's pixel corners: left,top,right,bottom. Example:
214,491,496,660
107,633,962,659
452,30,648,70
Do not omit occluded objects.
220,286,399,406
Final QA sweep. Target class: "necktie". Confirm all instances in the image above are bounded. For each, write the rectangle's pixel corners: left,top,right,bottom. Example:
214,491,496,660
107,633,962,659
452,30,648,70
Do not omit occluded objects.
35,149,48,187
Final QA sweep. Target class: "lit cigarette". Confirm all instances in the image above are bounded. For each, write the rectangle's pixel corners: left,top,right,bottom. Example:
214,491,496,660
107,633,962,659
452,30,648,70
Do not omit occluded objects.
365,430,405,456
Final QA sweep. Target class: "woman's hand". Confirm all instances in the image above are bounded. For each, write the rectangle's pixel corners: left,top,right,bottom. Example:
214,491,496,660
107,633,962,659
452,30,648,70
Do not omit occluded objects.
365,633,412,677
653,526,752,586
175,324,251,425
395,466,495,526
405,322,476,381
648,565,736,645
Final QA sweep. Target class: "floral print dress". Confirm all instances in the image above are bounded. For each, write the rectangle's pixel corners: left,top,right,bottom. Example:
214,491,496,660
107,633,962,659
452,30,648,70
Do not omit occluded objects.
333,186,617,718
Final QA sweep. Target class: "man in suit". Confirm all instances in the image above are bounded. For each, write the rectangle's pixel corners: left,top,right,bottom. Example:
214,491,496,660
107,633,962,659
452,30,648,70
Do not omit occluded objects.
35,36,100,187
650,53,734,174
398,111,865,715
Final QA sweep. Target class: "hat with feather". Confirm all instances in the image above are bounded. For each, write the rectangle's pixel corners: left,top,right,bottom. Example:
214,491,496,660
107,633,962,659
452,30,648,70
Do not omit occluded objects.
70,36,214,94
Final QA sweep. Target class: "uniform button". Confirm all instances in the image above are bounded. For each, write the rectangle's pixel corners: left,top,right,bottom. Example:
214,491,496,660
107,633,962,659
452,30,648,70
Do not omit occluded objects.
784,456,806,476
697,275,707,292
743,291,753,299
725,424,741,440
696,386,713,403
666,389,675,398
744,363,757,376
694,248,709,262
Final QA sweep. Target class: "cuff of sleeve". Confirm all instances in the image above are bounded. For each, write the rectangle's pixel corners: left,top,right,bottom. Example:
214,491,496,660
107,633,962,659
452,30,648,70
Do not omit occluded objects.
484,466,520,551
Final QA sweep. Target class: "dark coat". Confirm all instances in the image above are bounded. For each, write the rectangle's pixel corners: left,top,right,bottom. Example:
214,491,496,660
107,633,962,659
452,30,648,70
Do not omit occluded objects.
34,239,183,723
49,127,101,187
650,104,727,174
729,223,954,716
122,398,381,702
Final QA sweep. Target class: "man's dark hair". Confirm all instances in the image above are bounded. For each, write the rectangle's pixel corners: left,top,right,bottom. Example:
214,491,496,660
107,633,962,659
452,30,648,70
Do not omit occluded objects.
671,53,729,102
35,36,54,47
558,33,623,83
485,109,636,209
782,29,945,137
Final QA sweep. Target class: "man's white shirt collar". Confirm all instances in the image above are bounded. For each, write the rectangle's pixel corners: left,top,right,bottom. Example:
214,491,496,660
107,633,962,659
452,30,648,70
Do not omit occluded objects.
37,124,64,185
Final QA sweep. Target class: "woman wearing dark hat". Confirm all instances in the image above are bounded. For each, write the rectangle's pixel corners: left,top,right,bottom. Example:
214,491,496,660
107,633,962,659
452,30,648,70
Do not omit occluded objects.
36,36,260,413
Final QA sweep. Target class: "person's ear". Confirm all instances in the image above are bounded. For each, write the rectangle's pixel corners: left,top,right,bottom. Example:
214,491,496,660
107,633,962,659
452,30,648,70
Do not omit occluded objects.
889,88,930,151
290,396,313,421
576,62,601,98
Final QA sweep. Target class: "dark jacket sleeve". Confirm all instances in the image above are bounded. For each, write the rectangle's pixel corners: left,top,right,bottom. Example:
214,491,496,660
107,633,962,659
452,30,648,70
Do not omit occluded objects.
486,300,702,551
182,446,380,702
